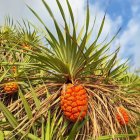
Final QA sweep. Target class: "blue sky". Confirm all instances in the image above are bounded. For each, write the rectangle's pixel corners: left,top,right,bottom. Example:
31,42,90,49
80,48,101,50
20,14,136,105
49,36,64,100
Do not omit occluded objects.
94,0,131,25
0,0,140,71
92,0,136,29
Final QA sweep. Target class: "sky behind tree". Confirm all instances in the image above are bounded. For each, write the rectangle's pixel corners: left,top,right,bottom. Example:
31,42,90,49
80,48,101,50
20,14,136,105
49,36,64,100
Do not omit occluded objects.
0,0,140,71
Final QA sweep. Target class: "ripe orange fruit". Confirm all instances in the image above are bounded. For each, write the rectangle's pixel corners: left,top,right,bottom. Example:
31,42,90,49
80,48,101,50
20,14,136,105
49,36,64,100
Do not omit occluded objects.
4,82,18,94
60,84,88,122
116,107,129,125
12,66,16,73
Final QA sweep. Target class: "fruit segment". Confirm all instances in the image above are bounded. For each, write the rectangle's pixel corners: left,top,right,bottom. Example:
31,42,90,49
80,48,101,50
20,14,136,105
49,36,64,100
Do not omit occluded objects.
61,84,88,122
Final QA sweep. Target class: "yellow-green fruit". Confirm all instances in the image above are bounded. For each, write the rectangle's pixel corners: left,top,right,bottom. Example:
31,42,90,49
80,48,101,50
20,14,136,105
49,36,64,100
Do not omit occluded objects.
22,44,31,52
4,82,18,94
61,84,88,122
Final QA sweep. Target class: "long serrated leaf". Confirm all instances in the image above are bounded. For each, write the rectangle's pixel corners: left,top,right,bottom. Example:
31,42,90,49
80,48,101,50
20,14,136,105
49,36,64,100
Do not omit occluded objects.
0,101,18,128
67,119,86,140
18,88,32,119
105,48,119,76
42,0,65,47
86,0,90,33
96,133,136,140
25,75,40,109
45,110,51,140
27,5,59,46
0,131,4,140
94,13,106,44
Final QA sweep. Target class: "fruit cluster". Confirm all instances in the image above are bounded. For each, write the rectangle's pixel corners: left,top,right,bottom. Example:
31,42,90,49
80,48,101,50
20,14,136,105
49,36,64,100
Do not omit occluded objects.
61,84,88,122
4,82,18,94
116,107,129,125
12,66,16,73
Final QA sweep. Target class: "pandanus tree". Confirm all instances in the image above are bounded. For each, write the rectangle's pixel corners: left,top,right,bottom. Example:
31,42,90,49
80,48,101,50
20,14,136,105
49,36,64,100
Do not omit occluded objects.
0,0,140,140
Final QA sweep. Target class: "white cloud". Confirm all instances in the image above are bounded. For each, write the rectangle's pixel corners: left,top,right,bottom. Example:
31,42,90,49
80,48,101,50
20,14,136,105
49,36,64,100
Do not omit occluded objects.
115,1,140,71
132,5,139,14
119,19,140,70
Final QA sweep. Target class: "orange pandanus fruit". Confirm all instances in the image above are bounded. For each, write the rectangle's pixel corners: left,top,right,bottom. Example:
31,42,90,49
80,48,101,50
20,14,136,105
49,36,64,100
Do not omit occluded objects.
116,107,129,125
12,66,16,73
4,82,18,94
60,84,88,122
